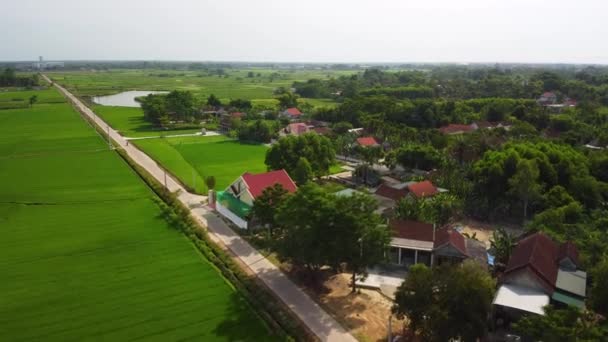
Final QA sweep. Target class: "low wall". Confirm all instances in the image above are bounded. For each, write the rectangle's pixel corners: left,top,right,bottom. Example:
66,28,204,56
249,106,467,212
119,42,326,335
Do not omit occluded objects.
216,201,248,229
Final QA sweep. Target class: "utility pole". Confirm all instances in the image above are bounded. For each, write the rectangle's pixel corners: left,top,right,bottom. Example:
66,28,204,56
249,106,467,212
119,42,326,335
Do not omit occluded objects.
387,315,392,342
107,126,112,149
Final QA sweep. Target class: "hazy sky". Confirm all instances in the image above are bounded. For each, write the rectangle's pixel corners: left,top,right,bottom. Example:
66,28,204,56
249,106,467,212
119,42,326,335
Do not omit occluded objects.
2,0,607,64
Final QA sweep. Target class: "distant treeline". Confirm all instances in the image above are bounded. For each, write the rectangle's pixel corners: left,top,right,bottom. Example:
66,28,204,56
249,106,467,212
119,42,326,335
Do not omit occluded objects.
0,68,40,87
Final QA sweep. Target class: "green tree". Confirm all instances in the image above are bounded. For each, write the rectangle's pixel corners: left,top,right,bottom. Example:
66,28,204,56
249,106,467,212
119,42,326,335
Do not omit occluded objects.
392,261,495,341
28,95,37,107
489,227,516,268
508,159,542,221
392,264,435,339
590,256,608,317
276,91,299,109
251,184,289,232
514,305,606,341
204,176,216,190
206,94,222,107
265,133,335,178
293,157,313,185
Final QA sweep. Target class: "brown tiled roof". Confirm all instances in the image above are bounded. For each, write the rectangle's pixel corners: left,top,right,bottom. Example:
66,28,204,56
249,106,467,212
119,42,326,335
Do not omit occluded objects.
558,241,579,266
438,124,476,134
390,219,434,242
357,136,379,147
375,183,409,202
434,228,468,256
505,232,559,293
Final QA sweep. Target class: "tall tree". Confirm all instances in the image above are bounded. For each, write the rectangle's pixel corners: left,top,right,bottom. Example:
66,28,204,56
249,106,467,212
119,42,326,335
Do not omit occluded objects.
206,94,222,107
508,159,542,220
392,264,435,339
265,133,335,178
293,157,313,185
590,256,608,317
28,95,37,107
250,184,289,233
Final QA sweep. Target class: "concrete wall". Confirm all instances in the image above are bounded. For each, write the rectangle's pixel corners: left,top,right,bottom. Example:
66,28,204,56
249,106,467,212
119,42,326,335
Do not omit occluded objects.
216,201,248,229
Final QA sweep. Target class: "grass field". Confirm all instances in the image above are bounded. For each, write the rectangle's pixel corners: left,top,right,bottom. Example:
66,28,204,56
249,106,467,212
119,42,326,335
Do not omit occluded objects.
135,135,268,193
0,89,276,341
93,105,201,138
47,68,344,106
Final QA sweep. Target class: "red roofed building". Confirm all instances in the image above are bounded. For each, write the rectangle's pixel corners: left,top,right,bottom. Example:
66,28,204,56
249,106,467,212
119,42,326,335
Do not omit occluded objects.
216,170,297,229
388,219,482,268
282,107,303,120
407,180,439,198
438,123,477,135
286,122,310,136
356,136,380,147
494,232,588,316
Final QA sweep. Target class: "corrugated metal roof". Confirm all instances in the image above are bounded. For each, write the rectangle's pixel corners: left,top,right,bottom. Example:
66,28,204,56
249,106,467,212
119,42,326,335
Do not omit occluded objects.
555,269,587,297
493,284,549,315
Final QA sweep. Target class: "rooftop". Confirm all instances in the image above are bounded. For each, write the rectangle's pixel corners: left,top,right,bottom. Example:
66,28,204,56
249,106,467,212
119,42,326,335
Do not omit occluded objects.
407,180,439,198
241,169,297,199
356,136,379,147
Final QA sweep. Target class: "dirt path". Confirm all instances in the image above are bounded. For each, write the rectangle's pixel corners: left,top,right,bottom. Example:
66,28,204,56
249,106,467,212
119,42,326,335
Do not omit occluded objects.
45,75,357,342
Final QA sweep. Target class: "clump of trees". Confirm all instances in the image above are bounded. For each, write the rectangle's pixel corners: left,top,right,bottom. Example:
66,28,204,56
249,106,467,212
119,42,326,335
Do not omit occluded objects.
392,261,495,341
513,305,606,341
0,68,40,87
265,133,335,179
265,184,390,291
237,120,276,143
140,90,198,126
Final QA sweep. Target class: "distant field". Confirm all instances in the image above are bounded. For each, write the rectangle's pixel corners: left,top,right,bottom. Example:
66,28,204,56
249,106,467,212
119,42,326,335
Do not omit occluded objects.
135,135,268,193
0,88,65,109
47,68,343,107
0,89,275,341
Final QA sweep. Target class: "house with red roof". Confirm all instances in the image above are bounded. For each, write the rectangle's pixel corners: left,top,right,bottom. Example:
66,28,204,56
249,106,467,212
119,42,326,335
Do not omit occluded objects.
286,122,310,136
281,107,303,120
537,91,558,105
438,123,477,135
388,219,487,268
493,232,587,317
356,136,380,147
215,170,297,229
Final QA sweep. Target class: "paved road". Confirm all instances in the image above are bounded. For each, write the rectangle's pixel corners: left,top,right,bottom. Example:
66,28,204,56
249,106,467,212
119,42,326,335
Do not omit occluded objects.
45,75,357,342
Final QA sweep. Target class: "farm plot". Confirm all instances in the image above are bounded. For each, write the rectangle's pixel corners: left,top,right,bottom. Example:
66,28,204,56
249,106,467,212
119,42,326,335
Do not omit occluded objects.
0,89,276,341
135,135,268,194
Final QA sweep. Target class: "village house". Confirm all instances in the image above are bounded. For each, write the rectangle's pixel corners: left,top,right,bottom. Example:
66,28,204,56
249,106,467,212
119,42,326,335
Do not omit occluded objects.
537,91,558,105
473,121,512,131
285,122,310,136
374,180,445,212
215,170,297,229
281,107,303,120
438,123,477,135
356,136,380,147
388,219,487,268
492,232,587,318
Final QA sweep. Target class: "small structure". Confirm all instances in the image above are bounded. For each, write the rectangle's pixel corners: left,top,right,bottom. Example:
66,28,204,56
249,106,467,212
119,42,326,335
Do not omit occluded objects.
493,232,587,318
374,180,444,216
286,122,310,136
282,107,303,120
219,112,245,132
388,219,486,268
473,121,512,131
216,170,297,229
356,136,380,147
537,91,558,105
438,123,477,135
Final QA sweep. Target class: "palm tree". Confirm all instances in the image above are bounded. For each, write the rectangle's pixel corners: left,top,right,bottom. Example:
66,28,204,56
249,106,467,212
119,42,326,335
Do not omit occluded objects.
490,227,516,268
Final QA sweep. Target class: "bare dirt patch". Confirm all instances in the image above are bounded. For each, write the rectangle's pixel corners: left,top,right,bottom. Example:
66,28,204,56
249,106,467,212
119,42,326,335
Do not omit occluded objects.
314,273,404,342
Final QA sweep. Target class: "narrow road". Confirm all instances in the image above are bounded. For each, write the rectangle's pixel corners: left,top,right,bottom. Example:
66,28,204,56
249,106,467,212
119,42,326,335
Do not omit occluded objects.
44,75,357,342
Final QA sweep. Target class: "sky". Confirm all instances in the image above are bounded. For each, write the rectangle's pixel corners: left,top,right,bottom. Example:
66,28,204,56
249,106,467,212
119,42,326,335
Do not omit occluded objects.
2,0,608,64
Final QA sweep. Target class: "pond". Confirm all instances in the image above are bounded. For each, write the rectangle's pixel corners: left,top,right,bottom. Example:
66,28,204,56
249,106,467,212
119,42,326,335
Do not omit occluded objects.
92,91,168,107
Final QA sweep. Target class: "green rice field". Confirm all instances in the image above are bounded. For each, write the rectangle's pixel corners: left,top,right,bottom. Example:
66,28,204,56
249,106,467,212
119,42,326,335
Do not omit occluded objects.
0,89,276,341
93,105,201,138
135,135,269,194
